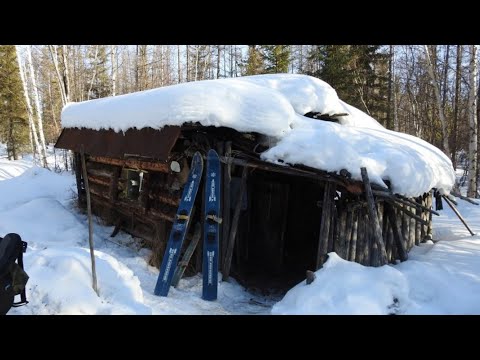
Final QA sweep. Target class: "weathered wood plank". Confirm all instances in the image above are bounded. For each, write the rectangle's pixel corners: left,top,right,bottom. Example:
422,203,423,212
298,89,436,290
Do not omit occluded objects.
148,193,180,207
349,210,358,262
172,222,202,287
90,155,170,173
223,166,248,281
221,141,232,271
316,182,334,269
360,167,387,266
426,192,434,240
384,202,408,262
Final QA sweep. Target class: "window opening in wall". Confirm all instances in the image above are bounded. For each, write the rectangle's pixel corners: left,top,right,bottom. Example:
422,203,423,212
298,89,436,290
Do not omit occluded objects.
123,169,145,200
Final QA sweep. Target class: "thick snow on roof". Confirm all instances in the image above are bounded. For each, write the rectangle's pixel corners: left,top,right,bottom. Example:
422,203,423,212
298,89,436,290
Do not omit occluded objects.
61,74,455,196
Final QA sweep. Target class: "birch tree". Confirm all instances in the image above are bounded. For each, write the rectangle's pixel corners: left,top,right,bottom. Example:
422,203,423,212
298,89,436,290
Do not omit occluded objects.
424,45,451,157
26,46,48,167
15,46,42,163
467,45,478,197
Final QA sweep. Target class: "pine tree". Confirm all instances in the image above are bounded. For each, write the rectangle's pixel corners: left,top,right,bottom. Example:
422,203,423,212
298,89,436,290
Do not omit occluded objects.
306,45,389,124
307,45,354,101
261,45,290,73
0,46,29,160
87,45,111,99
243,45,264,75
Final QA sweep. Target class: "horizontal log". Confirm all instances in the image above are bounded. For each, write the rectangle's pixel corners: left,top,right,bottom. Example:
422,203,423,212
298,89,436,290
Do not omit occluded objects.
388,201,428,225
373,190,440,216
89,155,170,173
221,156,364,194
87,174,110,188
450,191,480,205
90,193,175,223
89,185,110,199
149,208,175,222
148,193,180,207
85,166,116,178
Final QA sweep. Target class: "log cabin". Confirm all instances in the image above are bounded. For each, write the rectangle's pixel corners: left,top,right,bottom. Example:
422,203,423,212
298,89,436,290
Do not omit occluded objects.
54,74,455,292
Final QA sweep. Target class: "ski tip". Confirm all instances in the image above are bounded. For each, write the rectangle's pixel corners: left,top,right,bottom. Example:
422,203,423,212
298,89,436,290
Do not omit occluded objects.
191,151,204,167
207,149,219,158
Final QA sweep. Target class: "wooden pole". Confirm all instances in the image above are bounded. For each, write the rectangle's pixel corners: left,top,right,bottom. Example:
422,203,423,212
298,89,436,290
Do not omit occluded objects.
442,195,476,236
384,203,408,262
348,210,358,262
221,141,232,271
172,222,202,287
316,182,334,269
74,152,84,207
223,166,248,281
360,167,387,266
80,148,99,296
426,192,434,240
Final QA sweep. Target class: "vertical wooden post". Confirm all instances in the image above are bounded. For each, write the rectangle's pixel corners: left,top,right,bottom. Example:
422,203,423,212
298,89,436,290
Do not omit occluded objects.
415,196,422,245
223,166,248,281
409,206,416,248
361,213,370,265
327,184,337,254
401,207,410,251
316,181,334,269
80,148,99,296
221,141,232,271
74,152,84,207
344,208,353,260
426,191,434,239
348,209,358,262
420,194,426,240
355,209,365,264
360,167,387,266
384,202,408,262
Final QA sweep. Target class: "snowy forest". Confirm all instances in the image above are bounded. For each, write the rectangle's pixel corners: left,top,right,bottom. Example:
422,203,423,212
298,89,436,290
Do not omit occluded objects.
1,45,478,195
2,45,480,315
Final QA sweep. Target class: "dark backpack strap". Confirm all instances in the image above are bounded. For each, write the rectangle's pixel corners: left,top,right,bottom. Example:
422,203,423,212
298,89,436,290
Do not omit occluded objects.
12,241,28,307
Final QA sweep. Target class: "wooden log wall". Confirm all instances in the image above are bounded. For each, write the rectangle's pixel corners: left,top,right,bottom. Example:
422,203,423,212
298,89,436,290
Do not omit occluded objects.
78,154,183,256
325,190,434,267
74,127,437,281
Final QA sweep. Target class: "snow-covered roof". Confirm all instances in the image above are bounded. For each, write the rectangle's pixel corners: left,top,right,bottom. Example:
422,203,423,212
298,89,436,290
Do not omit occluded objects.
61,74,455,197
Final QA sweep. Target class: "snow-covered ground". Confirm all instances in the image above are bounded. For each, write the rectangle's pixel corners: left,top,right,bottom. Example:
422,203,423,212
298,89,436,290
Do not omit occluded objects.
2,153,480,315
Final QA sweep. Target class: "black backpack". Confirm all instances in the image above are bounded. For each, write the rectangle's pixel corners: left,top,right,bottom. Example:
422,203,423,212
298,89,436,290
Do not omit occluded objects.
0,233,29,315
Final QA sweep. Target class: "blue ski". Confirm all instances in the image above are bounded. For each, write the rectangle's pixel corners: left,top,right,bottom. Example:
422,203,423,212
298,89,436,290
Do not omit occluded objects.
154,151,203,297
202,149,221,301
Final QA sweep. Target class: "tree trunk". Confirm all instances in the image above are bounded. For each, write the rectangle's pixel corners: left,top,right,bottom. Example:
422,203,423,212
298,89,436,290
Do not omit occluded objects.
186,45,190,82
194,45,199,81
424,45,451,157
111,45,117,96
442,45,450,111
467,45,478,198
62,45,71,103
216,45,221,79
16,46,43,163
48,45,67,106
26,46,48,168
452,45,463,170
48,78,59,135
87,45,99,100
177,45,182,83
387,45,394,130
